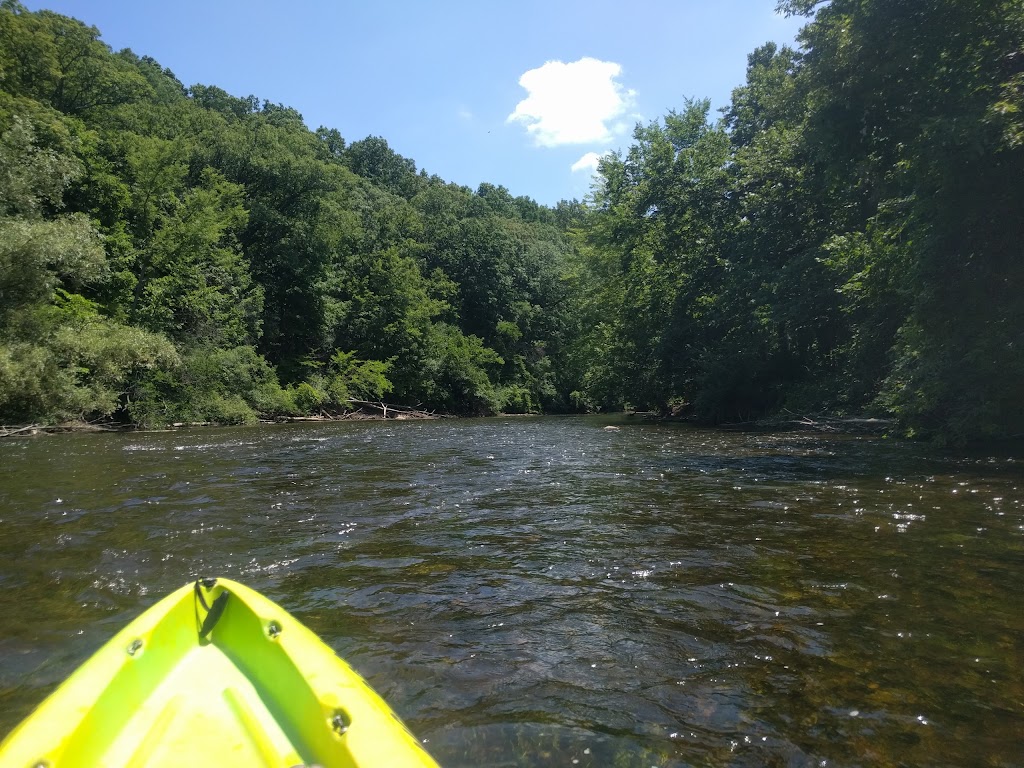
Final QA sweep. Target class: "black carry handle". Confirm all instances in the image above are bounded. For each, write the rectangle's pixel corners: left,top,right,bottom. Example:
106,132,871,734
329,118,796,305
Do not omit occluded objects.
194,578,229,638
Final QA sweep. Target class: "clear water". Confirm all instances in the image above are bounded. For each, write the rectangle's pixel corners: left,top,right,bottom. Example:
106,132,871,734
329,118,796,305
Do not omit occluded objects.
1,417,1022,766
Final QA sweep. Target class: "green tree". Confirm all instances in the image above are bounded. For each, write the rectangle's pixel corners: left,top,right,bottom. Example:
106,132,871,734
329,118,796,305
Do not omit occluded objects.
0,114,176,423
582,101,735,413
0,3,151,114
343,136,420,198
130,166,262,348
786,0,1024,439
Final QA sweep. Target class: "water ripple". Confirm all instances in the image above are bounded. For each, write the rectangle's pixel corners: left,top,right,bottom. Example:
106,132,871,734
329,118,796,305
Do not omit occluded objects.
1,419,1023,766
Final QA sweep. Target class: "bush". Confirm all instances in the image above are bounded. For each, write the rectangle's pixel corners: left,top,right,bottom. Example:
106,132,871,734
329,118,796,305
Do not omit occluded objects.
291,381,327,414
127,345,293,426
203,394,258,425
418,324,503,415
498,385,536,414
0,299,178,424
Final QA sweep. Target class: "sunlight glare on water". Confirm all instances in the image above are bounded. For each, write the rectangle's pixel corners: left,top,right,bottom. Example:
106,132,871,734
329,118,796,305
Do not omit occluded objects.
1,417,1023,766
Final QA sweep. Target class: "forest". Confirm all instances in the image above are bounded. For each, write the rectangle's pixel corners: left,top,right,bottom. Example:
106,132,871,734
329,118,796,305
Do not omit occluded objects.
1,0,1021,442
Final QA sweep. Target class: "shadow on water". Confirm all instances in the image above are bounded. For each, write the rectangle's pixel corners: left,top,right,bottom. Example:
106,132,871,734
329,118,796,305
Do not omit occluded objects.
1,417,1023,766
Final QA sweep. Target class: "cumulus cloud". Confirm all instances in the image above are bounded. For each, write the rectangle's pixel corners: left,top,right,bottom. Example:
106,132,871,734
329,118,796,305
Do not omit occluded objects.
571,151,602,173
508,57,636,147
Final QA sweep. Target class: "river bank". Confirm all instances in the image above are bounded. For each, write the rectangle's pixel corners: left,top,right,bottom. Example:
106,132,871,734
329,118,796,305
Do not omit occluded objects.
0,402,449,438
0,411,909,445
627,409,895,435
1,411,891,440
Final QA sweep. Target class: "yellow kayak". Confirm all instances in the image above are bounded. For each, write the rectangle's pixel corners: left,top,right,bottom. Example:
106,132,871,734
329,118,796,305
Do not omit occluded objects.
0,578,440,767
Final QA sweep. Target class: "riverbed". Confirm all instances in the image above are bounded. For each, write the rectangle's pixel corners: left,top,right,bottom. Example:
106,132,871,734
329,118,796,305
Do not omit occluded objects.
1,417,1021,766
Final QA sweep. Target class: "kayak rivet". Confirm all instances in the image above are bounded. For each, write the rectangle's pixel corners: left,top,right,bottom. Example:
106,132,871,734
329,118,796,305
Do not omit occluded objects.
33,761,49,768
330,710,350,735
127,639,143,656
267,621,281,639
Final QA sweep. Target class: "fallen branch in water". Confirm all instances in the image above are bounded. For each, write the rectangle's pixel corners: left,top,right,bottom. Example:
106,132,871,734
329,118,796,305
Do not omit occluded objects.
272,402,442,423
0,421,134,437
0,424,43,438
346,400,440,419
742,412,894,434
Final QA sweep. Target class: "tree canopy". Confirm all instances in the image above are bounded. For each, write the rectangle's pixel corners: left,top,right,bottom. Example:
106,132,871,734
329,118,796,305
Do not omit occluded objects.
574,0,1024,442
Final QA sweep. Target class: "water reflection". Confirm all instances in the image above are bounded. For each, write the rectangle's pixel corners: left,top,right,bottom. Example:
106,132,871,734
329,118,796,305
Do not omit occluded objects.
1,418,1022,766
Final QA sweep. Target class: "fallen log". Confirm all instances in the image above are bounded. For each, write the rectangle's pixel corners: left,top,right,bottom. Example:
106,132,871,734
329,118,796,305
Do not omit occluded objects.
0,421,134,437
346,400,440,419
0,424,42,438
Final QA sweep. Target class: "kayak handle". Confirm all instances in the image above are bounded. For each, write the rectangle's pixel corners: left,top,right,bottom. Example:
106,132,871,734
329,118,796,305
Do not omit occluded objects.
194,579,230,638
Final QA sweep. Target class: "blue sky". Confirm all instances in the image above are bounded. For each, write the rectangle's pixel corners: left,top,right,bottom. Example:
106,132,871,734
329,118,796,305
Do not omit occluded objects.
24,1,806,205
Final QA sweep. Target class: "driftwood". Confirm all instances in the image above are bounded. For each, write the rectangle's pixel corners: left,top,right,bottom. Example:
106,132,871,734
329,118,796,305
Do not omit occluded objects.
0,421,133,437
4,401,443,436
0,424,42,438
345,400,441,420
722,413,894,434
273,401,441,423
626,407,893,434
793,416,893,433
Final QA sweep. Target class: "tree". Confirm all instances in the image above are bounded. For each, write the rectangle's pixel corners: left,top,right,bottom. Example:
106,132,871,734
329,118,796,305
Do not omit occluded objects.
0,3,151,114
343,136,420,198
790,0,1024,439
0,114,176,423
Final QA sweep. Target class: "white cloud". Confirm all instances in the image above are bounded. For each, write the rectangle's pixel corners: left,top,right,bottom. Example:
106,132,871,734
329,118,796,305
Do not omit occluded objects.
571,151,602,173
457,106,474,121
508,57,636,147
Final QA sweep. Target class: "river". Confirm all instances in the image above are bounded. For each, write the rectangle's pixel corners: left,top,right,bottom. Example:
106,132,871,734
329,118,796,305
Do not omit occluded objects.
1,417,1022,766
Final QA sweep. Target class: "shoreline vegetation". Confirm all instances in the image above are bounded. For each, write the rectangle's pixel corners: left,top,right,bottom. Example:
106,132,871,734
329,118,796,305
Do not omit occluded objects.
1,2,1021,445
0,399,446,437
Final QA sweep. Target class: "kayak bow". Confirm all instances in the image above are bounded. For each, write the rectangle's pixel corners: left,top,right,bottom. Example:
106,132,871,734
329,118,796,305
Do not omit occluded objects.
0,578,440,768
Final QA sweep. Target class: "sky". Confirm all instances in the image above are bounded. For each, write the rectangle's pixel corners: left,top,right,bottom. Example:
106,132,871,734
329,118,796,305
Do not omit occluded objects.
23,1,807,205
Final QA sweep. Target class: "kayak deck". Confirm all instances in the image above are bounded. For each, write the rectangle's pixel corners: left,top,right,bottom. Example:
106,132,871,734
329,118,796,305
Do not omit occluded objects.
0,579,440,768
93,642,308,766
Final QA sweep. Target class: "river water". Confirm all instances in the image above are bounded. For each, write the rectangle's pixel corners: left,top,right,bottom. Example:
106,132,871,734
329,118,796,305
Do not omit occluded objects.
1,417,1022,766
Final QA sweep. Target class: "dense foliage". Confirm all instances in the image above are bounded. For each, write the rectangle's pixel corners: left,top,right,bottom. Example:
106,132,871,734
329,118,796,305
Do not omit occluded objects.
1,1,1020,442
576,0,1024,442
0,1,578,425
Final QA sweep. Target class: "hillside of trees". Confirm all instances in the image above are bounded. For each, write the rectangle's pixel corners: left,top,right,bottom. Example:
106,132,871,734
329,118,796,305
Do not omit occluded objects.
1,0,1021,442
